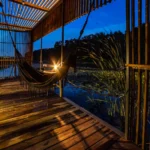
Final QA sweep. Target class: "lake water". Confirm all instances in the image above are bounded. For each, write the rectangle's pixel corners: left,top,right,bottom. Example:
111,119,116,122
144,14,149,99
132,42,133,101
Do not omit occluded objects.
0,66,19,79
54,83,123,129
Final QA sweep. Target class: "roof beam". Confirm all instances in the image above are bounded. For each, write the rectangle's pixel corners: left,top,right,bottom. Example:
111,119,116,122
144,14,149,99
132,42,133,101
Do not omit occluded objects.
0,22,32,30
0,12,39,23
0,27,26,32
9,0,49,12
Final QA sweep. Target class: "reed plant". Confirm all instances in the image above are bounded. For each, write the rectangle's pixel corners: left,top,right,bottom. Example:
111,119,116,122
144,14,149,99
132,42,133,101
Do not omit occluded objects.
78,35,126,130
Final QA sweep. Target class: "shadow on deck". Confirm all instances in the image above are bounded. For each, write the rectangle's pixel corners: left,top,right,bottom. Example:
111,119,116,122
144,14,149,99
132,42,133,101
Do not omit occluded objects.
0,80,141,150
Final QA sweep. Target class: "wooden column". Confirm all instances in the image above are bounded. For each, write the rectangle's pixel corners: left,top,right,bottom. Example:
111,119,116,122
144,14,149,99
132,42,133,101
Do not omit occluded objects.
142,0,149,149
125,0,130,140
30,31,33,65
40,24,43,71
59,0,65,98
14,31,16,77
131,0,135,140
135,0,142,145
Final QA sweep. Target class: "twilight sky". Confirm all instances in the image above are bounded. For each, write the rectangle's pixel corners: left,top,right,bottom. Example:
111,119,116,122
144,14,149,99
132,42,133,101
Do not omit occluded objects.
34,0,145,50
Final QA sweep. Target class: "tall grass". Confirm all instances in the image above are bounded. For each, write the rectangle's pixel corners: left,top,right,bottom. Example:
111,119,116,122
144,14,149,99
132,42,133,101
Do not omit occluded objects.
78,35,126,130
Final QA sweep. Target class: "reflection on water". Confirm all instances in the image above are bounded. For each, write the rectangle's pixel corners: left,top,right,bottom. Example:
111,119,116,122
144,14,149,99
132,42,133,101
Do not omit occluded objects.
55,83,115,122
0,65,19,79
0,63,41,79
56,83,150,135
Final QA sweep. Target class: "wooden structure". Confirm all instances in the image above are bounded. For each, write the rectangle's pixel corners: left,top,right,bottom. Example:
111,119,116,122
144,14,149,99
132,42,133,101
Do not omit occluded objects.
0,0,114,92
0,0,149,149
125,0,150,149
0,79,141,150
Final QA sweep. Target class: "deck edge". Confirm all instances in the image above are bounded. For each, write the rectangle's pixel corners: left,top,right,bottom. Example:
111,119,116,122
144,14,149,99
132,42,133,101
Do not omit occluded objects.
63,97,125,138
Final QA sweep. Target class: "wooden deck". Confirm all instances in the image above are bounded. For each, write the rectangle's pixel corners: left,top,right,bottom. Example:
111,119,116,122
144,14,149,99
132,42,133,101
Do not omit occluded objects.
0,80,141,150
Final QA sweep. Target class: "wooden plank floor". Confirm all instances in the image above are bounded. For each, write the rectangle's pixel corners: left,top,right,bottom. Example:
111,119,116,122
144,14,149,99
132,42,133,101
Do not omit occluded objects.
0,80,141,150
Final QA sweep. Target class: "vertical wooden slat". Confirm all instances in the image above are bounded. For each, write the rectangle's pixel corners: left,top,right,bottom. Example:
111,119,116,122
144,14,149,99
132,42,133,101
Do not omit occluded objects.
75,0,78,17
77,0,80,17
84,0,86,13
83,0,86,13
125,0,130,140
142,0,149,149
68,0,70,22
64,0,67,23
96,0,99,8
78,0,80,17
93,0,95,9
66,0,69,22
86,0,90,12
100,0,102,7
75,0,77,17
79,0,81,16
81,0,83,14
135,0,142,145
72,0,76,18
83,0,85,14
131,0,135,141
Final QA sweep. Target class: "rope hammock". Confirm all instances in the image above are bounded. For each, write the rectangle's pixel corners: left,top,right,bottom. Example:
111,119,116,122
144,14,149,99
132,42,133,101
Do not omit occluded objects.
0,0,94,89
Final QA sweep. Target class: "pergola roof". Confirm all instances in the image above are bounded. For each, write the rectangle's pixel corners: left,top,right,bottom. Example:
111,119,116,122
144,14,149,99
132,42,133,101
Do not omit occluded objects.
0,0,114,39
0,0,60,31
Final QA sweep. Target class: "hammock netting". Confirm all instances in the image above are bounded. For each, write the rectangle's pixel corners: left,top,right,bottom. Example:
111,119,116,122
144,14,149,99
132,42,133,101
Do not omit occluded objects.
16,49,76,88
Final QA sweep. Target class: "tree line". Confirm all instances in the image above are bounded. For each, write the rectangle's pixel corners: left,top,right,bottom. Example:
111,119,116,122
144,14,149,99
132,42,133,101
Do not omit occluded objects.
33,24,146,66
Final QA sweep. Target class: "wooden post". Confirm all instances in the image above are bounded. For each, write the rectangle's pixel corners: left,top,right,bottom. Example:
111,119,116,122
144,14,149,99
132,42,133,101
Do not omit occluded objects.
40,23,43,71
30,31,33,65
135,0,142,145
14,31,16,77
125,0,130,140
59,0,65,98
142,0,149,149
131,0,135,140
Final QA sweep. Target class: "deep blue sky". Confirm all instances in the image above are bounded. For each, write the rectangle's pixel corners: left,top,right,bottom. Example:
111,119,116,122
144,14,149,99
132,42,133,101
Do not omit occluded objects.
33,0,145,50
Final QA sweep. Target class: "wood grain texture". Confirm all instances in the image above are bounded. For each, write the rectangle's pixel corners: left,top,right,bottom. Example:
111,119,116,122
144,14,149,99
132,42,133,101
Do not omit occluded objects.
0,80,141,150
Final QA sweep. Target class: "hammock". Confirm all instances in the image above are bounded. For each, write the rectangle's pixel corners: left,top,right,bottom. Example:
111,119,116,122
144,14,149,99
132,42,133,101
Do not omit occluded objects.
15,49,75,88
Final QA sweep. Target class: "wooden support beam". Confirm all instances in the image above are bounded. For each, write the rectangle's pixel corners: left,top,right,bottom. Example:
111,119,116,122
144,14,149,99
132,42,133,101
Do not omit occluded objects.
125,0,130,141
126,64,150,70
131,0,135,141
40,23,43,71
142,0,149,149
59,0,65,98
0,22,32,30
9,0,49,12
136,0,142,145
0,27,25,32
0,12,38,23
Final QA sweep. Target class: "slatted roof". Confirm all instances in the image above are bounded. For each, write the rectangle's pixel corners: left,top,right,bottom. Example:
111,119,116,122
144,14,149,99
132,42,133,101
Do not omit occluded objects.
0,0,114,39
0,0,60,31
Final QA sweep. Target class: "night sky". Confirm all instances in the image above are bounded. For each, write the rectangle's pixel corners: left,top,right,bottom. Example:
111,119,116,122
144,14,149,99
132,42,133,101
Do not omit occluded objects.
33,0,145,50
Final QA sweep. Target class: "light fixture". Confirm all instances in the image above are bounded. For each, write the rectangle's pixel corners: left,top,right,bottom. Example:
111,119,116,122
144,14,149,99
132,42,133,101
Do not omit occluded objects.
53,64,58,71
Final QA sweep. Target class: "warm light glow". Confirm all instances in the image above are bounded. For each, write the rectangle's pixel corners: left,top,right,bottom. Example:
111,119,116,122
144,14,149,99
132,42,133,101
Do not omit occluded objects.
54,64,58,70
